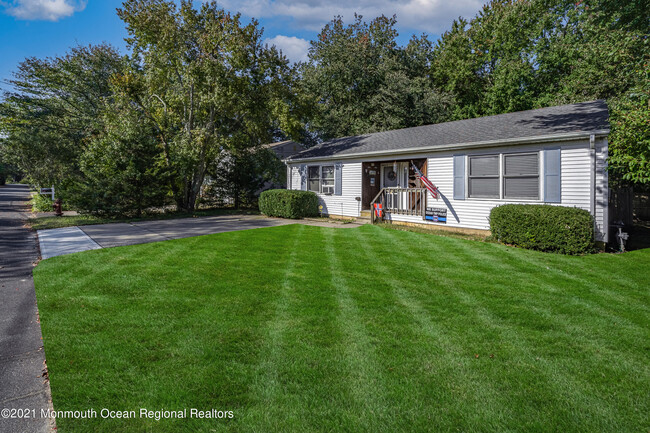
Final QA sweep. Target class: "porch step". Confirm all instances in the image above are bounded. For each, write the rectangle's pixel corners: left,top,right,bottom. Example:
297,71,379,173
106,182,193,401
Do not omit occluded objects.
356,210,372,224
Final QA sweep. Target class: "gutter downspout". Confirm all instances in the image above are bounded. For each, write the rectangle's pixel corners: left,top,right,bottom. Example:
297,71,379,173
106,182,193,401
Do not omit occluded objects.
590,134,597,235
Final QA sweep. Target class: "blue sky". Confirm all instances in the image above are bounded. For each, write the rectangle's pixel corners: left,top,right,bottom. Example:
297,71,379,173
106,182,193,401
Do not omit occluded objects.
0,0,486,92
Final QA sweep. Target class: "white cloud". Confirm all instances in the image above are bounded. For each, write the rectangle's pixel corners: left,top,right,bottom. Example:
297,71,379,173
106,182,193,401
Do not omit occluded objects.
2,0,86,21
264,34,310,63
221,0,484,34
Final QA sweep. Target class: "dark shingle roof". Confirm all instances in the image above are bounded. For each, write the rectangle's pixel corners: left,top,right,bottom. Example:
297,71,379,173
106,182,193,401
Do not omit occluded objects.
288,100,609,161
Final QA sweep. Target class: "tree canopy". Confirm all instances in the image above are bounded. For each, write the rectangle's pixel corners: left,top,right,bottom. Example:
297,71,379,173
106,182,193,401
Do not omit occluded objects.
300,14,453,140
0,44,124,189
1,0,647,217
116,0,303,210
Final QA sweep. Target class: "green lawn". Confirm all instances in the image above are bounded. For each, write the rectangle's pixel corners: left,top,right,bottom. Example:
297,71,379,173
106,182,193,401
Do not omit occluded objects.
34,224,650,432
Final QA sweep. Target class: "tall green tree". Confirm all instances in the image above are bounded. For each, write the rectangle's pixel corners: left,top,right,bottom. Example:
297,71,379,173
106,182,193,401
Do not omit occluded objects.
117,0,303,211
301,15,453,140
204,146,285,208
0,44,124,190
69,75,171,217
608,63,650,185
430,0,649,184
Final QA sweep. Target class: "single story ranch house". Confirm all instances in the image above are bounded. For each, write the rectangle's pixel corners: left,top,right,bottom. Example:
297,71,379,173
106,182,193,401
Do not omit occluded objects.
285,100,610,242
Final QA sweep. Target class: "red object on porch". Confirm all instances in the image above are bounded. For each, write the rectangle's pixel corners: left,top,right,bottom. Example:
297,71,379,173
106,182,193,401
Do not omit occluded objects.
374,203,383,218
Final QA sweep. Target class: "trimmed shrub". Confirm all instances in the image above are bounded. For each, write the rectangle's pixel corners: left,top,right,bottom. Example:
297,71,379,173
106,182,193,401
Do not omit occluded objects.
259,189,319,219
490,204,594,254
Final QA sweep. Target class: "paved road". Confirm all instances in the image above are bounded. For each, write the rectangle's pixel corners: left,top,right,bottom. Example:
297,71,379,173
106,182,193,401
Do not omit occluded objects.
0,184,53,433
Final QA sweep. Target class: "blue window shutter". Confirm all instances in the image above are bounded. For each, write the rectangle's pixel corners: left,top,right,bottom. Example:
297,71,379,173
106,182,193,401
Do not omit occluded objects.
453,155,465,200
544,149,561,203
334,163,342,196
300,165,307,191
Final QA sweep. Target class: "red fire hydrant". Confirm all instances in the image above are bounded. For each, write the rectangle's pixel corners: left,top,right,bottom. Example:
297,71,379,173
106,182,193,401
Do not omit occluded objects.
53,198,63,217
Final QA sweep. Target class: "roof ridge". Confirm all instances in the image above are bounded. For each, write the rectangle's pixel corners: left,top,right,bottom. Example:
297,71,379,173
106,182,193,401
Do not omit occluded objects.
289,100,609,161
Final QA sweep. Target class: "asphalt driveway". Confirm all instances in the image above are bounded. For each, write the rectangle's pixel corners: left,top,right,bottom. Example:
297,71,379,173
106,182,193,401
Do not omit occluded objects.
38,214,364,259
0,184,53,433
79,214,293,248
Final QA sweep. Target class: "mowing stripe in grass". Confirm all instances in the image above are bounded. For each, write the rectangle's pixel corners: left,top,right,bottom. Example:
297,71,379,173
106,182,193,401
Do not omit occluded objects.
326,228,447,430
322,228,390,432
370,226,647,431
387,228,647,352
479,242,650,320
33,224,650,432
369,228,598,429
443,236,650,364
352,227,516,431
243,224,303,429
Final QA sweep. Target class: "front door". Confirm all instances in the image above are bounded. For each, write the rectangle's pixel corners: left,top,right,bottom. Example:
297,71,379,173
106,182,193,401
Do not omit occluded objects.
381,162,409,188
381,164,398,188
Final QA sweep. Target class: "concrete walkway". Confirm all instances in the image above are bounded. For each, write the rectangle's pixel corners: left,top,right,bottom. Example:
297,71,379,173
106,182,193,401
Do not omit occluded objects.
38,214,365,258
38,227,101,259
0,185,53,433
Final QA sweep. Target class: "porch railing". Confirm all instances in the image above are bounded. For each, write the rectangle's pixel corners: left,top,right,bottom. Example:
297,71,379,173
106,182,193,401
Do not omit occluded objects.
370,187,427,223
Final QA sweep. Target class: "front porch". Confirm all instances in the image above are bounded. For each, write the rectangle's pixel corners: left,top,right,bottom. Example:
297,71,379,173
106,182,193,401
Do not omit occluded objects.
361,158,427,210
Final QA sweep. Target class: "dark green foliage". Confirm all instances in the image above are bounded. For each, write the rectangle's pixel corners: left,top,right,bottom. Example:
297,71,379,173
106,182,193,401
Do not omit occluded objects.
0,162,6,185
67,93,170,217
429,0,649,185
301,14,453,140
1,1,304,215
203,148,286,209
30,193,54,212
490,204,595,254
0,44,124,190
116,0,304,211
259,189,318,218
608,65,650,185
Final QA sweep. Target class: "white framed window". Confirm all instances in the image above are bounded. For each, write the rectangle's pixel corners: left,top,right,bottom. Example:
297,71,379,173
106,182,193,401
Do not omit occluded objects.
503,153,539,199
321,165,335,194
307,165,335,194
467,151,540,200
308,166,320,192
468,155,500,198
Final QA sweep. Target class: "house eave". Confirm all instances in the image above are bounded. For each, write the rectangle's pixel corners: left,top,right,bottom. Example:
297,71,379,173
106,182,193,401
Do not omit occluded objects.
284,130,610,164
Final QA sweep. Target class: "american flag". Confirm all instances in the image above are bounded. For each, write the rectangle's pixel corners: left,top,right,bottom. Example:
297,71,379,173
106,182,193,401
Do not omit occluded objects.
411,162,439,199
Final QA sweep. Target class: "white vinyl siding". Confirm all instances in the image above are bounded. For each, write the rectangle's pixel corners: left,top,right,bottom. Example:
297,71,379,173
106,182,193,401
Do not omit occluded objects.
385,139,605,241
288,137,607,241
288,162,362,217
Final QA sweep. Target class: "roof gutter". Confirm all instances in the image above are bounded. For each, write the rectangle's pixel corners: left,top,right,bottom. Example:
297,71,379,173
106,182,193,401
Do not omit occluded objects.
284,130,610,163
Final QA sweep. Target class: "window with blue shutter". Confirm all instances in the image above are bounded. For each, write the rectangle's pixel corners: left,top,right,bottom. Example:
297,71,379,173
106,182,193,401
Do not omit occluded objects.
544,149,561,203
334,163,343,196
453,155,465,200
300,165,307,191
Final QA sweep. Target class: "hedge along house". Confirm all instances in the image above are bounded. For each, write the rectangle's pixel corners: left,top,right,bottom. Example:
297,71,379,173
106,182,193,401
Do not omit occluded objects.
285,100,611,242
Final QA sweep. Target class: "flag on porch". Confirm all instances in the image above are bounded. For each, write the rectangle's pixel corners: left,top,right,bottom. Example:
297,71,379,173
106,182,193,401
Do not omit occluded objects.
411,162,439,199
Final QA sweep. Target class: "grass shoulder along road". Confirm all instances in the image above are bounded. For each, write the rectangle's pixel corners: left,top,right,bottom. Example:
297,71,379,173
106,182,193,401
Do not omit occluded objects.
33,224,650,432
